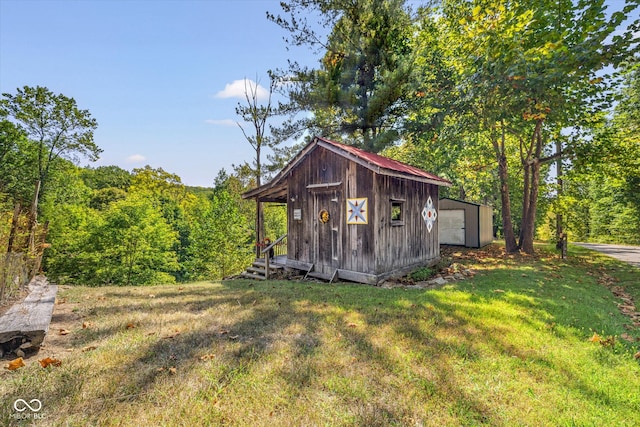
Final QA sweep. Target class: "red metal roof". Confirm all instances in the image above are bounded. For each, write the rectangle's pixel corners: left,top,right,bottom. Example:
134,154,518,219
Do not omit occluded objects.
317,137,451,185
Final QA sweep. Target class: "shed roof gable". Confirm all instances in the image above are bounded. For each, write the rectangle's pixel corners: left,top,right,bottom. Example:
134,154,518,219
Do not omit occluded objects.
242,136,451,201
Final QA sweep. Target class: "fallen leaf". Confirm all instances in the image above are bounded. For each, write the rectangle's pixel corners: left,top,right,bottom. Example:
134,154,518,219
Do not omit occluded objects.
219,330,230,335
178,287,184,291
148,294,156,298
229,335,239,340
588,333,601,343
169,367,177,375
600,336,615,347
200,354,216,361
621,333,634,343
348,323,357,328
126,323,136,329
5,358,25,370
81,345,97,352
493,289,505,293
39,357,62,368
82,322,89,329
58,329,71,335
634,351,640,360
156,367,165,372
162,330,181,339
56,297,67,304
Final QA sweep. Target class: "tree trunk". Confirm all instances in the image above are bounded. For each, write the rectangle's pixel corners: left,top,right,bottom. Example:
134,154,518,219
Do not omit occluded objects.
520,120,544,254
555,139,563,242
498,154,519,253
28,180,41,253
519,160,531,248
7,203,21,253
492,122,518,253
520,158,541,254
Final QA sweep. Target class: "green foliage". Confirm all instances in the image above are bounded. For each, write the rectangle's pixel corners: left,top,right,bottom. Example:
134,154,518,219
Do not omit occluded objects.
185,187,253,280
81,165,132,191
409,266,433,281
557,60,640,244
0,85,101,211
270,0,414,152
91,195,179,285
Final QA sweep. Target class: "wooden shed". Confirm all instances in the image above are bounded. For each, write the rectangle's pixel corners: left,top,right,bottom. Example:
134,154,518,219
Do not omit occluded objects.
438,198,493,248
243,137,451,284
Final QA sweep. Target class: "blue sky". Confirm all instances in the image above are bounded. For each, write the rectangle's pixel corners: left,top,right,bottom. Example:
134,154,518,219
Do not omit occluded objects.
0,0,318,187
0,0,634,187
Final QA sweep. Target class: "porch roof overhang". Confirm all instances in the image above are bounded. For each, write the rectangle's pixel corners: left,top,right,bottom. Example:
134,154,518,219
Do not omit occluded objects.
242,179,288,203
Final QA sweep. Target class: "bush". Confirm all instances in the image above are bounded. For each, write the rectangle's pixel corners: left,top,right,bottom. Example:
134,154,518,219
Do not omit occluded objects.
409,266,434,282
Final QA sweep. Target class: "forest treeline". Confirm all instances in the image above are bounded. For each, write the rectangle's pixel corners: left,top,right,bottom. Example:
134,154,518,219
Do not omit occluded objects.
2,0,639,285
0,159,285,285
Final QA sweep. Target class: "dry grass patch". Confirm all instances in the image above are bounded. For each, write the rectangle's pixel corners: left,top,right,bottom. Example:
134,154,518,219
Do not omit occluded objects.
1,245,640,426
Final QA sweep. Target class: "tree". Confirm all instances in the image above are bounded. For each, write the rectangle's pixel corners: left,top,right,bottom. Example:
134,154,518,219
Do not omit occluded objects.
438,0,639,253
235,76,279,256
1,86,101,216
0,118,34,204
129,166,197,281
559,59,640,244
269,0,414,153
186,185,253,280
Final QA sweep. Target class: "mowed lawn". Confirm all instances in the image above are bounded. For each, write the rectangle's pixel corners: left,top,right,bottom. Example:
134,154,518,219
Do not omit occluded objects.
2,244,639,426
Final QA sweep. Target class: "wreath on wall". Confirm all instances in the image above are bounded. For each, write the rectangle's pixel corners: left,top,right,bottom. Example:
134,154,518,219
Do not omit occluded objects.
318,209,330,223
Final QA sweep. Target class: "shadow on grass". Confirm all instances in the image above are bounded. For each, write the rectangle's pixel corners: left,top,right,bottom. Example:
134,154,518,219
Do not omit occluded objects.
3,248,640,425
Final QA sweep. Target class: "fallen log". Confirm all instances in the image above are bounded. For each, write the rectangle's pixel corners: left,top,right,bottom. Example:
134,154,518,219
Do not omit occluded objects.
0,276,57,357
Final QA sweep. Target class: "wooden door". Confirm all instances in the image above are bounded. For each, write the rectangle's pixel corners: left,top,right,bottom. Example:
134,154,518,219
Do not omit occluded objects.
313,189,341,275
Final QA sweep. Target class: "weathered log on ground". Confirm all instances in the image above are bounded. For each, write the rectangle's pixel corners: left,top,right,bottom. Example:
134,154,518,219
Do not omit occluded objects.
0,276,57,357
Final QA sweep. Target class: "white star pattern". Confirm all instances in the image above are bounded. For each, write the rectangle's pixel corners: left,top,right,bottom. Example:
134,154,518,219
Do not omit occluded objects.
421,196,437,233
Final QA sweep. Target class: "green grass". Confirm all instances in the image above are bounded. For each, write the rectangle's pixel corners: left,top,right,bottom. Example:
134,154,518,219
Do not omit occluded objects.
1,243,639,426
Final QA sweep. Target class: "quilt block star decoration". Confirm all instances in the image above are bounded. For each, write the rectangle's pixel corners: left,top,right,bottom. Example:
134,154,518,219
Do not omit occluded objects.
421,196,437,232
347,198,368,224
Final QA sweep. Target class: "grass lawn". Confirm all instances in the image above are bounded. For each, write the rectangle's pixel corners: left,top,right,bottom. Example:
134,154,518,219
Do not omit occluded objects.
1,243,639,426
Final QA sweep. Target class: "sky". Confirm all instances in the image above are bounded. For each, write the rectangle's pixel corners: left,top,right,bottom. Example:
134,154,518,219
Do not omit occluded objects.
0,0,634,187
0,0,319,187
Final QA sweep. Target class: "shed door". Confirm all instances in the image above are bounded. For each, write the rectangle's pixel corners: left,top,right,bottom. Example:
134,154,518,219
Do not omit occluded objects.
439,209,465,245
313,190,341,275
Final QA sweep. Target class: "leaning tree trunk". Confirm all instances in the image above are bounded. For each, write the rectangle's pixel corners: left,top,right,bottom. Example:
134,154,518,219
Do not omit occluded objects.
520,121,544,255
520,158,541,254
492,122,518,253
498,154,519,253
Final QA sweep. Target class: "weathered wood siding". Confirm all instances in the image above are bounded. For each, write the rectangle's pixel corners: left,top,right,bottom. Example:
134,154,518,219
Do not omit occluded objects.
374,175,440,274
343,156,375,274
287,146,376,275
286,144,440,281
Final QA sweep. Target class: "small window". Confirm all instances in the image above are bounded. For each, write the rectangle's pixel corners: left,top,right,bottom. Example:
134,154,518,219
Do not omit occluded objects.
391,201,404,225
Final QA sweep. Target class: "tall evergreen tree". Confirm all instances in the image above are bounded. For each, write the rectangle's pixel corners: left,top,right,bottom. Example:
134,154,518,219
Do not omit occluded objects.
269,0,414,152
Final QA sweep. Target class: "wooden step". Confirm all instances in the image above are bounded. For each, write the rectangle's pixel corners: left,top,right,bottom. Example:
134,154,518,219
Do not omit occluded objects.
240,272,266,280
305,271,334,281
252,260,284,270
246,267,267,275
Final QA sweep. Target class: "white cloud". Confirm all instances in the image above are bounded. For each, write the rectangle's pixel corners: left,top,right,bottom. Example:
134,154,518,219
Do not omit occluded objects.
205,119,237,126
215,79,269,101
126,154,146,163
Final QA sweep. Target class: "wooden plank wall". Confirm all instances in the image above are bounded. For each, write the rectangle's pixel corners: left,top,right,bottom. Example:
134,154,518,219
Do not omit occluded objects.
374,175,439,274
287,144,439,278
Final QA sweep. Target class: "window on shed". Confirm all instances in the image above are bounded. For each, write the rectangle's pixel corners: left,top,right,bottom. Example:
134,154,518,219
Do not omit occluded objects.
391,201,404,225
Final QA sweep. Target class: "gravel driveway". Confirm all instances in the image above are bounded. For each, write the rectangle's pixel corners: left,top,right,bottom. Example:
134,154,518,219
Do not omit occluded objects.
572,242,640,268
